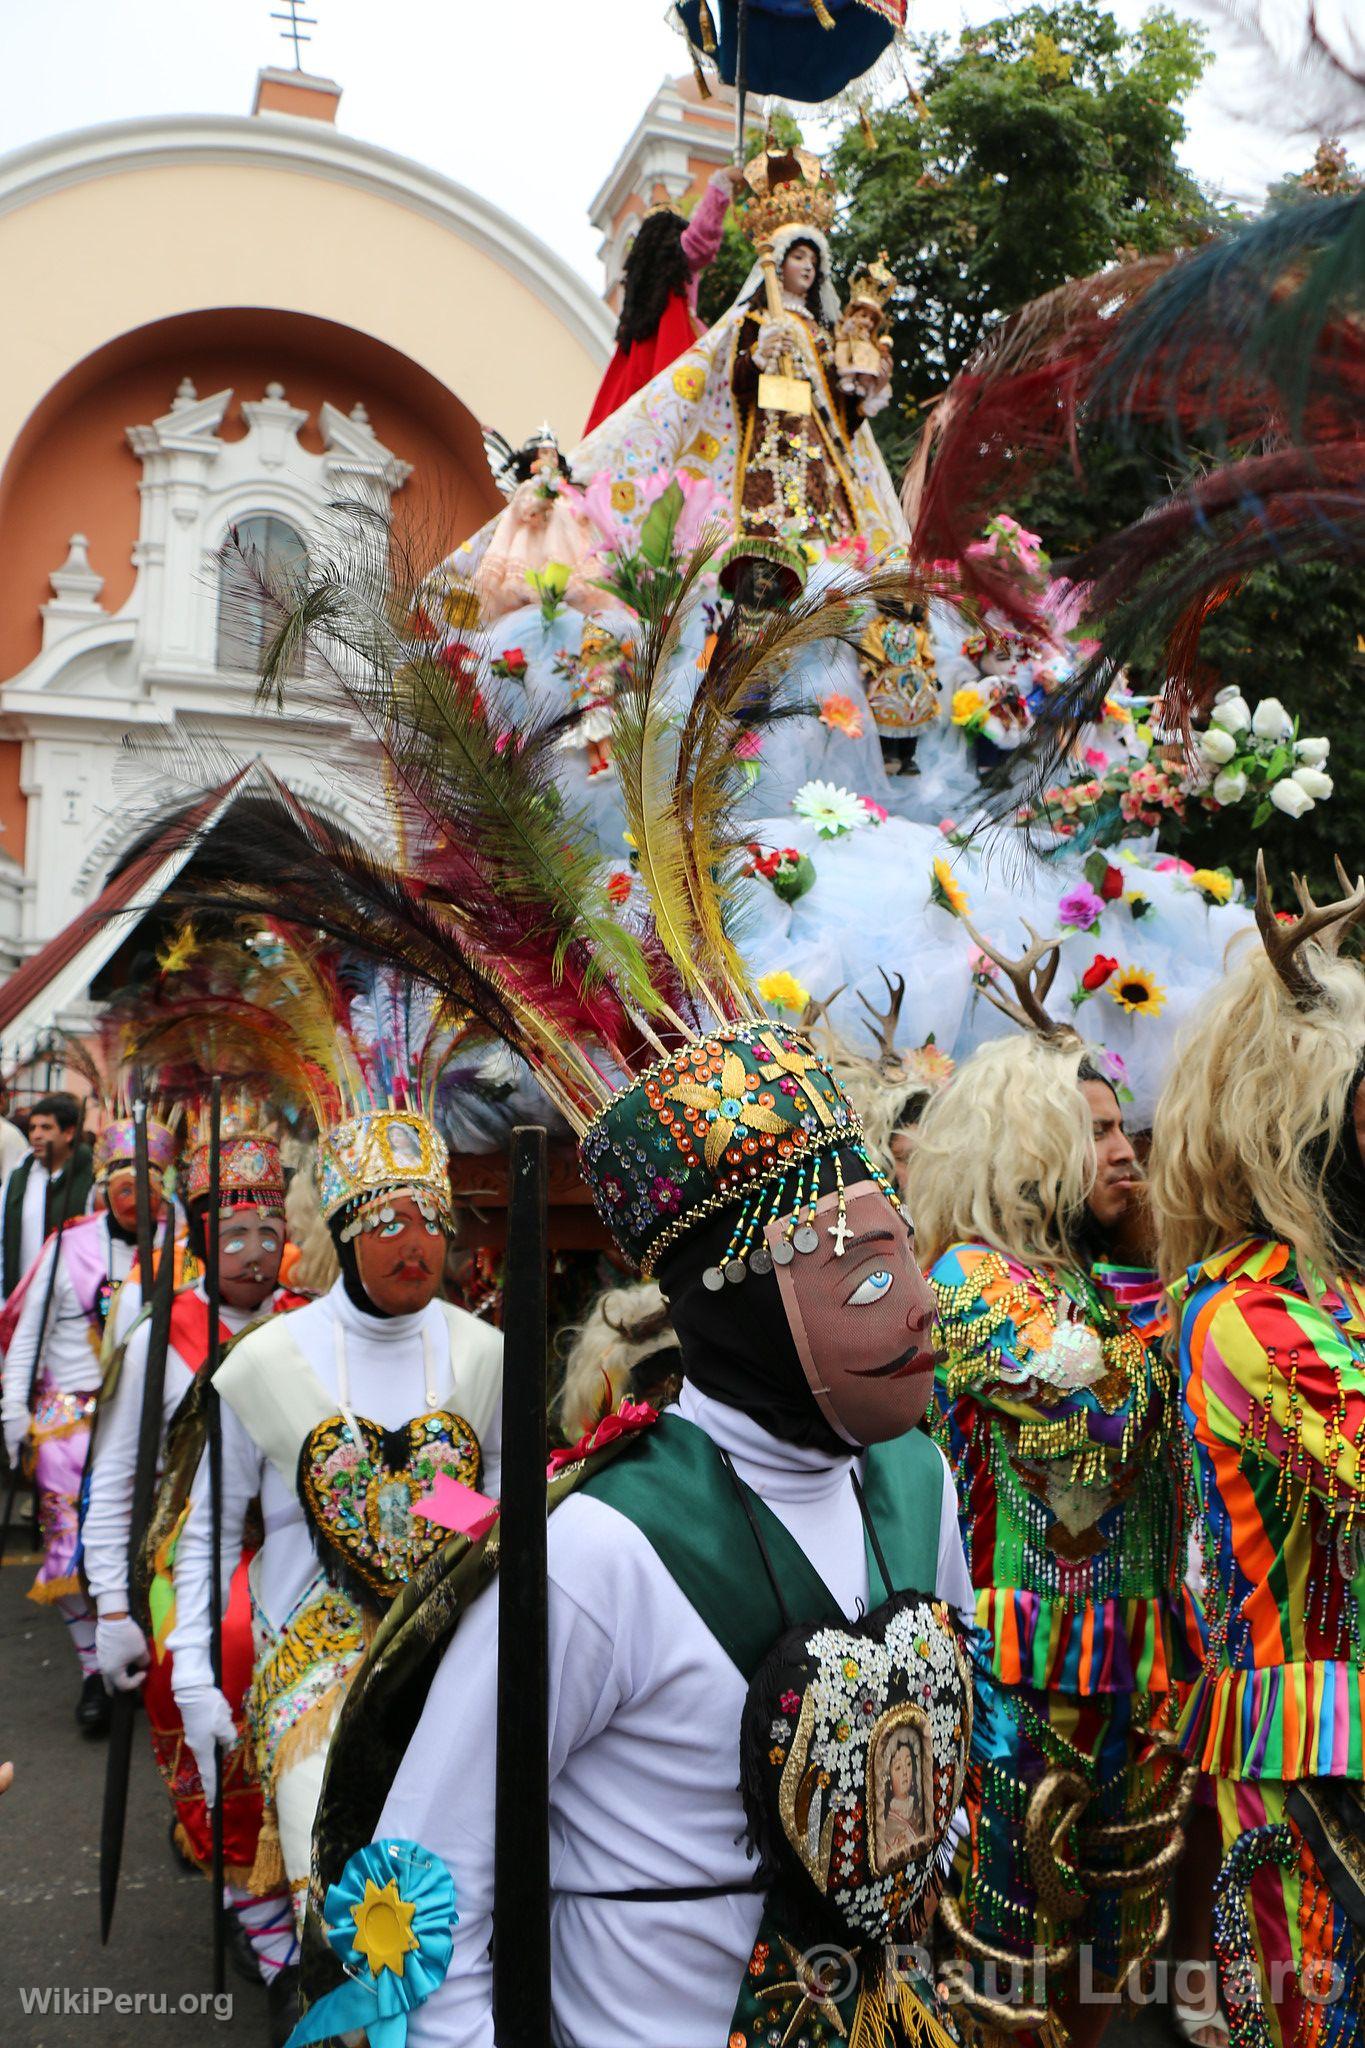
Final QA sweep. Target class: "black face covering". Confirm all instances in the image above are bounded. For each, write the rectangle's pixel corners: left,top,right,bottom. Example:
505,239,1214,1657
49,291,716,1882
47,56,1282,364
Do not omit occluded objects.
105,1211,139,1248
656,1149,868,1459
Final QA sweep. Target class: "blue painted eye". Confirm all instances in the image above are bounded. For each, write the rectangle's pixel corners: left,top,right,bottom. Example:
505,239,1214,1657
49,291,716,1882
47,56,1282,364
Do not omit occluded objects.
379,1219,405,1238
847,1269,894,1306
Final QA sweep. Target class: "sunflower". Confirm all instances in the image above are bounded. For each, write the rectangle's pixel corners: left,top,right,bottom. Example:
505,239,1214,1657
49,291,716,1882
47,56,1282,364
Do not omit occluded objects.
930,855,969,918
1109,966,1166,1017
1188,867,1234,905
758,970,810,1015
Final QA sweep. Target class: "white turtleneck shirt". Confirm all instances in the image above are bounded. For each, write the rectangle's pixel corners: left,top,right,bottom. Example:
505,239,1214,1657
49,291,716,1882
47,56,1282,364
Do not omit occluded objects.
168,1279,503,1697
378,1380,972,2048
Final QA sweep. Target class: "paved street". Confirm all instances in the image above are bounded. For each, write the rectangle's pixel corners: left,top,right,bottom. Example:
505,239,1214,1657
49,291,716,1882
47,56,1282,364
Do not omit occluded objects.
1,1519,1180,2048
0,1532,266,2046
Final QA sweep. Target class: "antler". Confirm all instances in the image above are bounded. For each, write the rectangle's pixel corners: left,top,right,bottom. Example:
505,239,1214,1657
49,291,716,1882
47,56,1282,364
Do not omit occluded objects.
960,914,1073,1039
858,969,907,1077
799,984,846,1035
1255,851,1365,1006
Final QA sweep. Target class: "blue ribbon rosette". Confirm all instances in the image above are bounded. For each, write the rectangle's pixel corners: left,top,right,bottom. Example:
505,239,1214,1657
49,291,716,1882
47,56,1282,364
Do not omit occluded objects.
284,1838,457,2048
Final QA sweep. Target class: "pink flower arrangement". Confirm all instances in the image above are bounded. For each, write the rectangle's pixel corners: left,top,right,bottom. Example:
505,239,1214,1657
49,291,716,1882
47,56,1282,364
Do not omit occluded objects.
859,797,888,826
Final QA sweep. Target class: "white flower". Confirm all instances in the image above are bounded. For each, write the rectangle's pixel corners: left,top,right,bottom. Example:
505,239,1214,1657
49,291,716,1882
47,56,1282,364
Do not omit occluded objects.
1270,778,1314,818
1211,767,1248,805
1198,726,1238,765
1210,694,1251,735
791,780,868,839
1213,684,1242,704
1291,766,1334,801
1251,696,1293,742
1295,735,1331,766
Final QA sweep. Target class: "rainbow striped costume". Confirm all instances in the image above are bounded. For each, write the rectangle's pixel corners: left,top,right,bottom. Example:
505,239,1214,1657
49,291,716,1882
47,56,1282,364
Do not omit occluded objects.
930,1243,1193,2030
1175,1238,1365,2048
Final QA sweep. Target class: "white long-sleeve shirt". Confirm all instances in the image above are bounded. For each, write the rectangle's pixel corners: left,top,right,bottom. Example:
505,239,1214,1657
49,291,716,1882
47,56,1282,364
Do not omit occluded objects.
378,1381,973,2048
168,1279,504,1697
2,1221,131,1461
82,1282,269,1616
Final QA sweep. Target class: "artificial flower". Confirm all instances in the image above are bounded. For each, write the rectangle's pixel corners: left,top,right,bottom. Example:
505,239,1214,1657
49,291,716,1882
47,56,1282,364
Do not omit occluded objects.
1296,735,1330,766
547,1399,658,1478
733,729,764,761
1209,693,1251,735
859,797,888,826
819,693,865,740
1109,967,1166,1017
1189,868,1234,904
1211,767,1248,806
1271,778,1314,818
1082,954,1119,992
930,856,969,918
1291,765,1334,801
771,852,816,904
606,871,632,905
758,970,810,1014
674,471,726,553
1098,864,1124,902
1126,893,1152,920
1198,726,1238,766
907,1040,956,1087
1251,696,1293,741
1057,882,1105,931
792,781,867,839
951,686,986,726
497,646,527,679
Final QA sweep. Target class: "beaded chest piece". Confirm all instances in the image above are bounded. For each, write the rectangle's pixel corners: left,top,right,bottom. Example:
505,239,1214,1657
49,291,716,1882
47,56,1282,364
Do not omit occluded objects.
298,1411,481,1607
740,1592,972,1946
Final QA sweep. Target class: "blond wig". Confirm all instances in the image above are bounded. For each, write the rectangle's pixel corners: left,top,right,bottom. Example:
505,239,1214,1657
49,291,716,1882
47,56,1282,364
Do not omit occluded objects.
282,1136,340,1296
1149,936,1365,1289
907,1035,1098,1269
557,1280,680,1440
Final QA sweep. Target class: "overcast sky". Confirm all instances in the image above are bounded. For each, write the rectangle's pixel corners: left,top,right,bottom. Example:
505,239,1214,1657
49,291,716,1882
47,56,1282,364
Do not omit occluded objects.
0,1,1348,287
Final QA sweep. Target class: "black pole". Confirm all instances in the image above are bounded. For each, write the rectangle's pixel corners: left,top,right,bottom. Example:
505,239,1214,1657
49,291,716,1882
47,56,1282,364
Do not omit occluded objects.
733,0,749,161
491,1126,550,2048
0,1127,83,1568
205,1078,226,1995
100,1159,177,1945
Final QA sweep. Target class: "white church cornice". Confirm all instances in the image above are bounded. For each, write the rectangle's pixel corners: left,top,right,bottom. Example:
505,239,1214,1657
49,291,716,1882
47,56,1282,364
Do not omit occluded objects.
0,114,614,361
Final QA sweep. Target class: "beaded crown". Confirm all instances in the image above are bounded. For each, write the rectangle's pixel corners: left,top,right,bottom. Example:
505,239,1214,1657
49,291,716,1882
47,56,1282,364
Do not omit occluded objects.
183,1091,286,1210
740,146,836,245
93,1105,180,1182
316,1106,453,1234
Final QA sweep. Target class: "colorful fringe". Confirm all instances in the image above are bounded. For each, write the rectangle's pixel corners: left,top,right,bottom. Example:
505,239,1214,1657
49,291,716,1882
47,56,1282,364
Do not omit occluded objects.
1213,1780,1364,2048
1182,1663,1365,1782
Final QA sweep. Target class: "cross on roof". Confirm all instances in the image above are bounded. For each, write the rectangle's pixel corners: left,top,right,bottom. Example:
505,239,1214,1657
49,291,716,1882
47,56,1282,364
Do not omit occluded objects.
270,0,317,71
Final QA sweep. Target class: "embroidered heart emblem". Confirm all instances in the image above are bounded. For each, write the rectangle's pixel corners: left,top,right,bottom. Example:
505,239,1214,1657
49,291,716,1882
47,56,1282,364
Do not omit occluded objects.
298,1410,482,1605
740,1592,972,1947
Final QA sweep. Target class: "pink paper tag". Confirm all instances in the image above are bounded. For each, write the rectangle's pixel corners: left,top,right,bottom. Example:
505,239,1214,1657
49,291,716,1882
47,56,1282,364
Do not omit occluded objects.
412,1472,500,1541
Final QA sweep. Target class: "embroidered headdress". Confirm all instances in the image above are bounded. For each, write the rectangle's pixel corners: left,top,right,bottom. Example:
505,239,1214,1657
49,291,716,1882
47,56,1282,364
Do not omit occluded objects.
183,1090,287,1213
162,524,934,1279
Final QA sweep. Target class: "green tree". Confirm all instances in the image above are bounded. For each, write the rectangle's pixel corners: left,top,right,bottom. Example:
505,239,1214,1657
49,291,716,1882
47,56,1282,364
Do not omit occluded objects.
830,3,1212,473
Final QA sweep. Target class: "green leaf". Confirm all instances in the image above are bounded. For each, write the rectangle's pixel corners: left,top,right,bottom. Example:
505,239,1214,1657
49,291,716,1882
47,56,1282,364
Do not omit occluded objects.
1251,801,1273,829
638,482,684,569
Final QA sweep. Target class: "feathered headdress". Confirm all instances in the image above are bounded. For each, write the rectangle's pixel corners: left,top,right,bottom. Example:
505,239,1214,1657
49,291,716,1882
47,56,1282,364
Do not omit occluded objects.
161,509,937,1274
907,188,1365,763
121,928,465,1236
51,1023,180,1182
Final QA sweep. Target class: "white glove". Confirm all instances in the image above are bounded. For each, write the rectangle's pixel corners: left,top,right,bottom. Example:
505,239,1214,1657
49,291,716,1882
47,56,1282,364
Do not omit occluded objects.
753,315,804,373
176,1683,237,1805
4,1423,27,1469
96,1615,150,1694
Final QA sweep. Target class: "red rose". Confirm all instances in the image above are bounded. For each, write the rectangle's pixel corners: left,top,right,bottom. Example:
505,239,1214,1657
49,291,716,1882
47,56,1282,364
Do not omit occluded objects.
606,872,632,905
1083,954,1118,992
501,646,527,676
1099,864,1124,901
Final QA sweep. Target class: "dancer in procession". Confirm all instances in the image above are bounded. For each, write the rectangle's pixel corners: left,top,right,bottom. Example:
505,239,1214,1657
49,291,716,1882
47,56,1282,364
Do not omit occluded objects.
1150,862,1365,2048
82,1095,306,1987
166,1039,503,2041
1,1105,179,1731
907,925,1193,2046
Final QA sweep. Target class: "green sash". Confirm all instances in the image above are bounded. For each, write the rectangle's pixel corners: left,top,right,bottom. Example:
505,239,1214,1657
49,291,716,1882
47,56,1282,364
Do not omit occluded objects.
581,1411,944,1679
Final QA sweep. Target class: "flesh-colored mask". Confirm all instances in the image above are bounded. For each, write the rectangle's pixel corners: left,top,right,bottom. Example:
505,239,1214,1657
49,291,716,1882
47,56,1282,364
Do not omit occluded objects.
770,1179,938,1447
217,1207,285,1311
105,1169,164,1236
353,1192,446,1315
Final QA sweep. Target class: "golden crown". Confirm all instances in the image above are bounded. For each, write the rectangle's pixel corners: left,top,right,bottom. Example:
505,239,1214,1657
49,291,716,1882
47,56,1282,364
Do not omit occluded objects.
846,252,897,317
315,1106,453,1237
739,146,836,246
184,1090,286,1210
